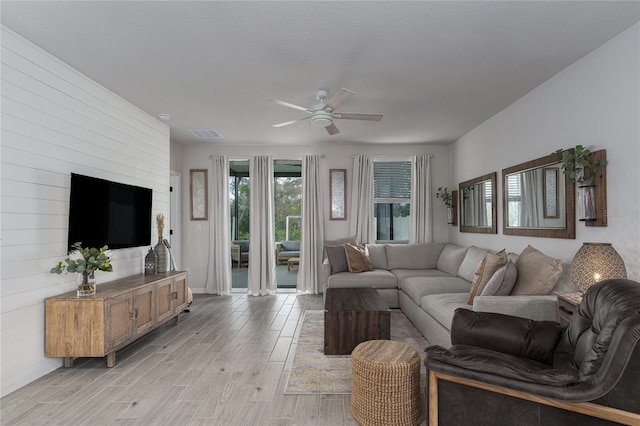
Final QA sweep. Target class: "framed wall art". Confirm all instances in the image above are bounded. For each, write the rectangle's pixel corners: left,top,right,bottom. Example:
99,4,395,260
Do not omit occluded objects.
190,169,208,221
543,167,559,219
329,169,347,220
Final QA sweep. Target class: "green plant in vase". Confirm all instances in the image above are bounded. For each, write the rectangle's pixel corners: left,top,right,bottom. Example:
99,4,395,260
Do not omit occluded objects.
50,242,113,296
555,145,607,221
436,187,455,224
435,187,452,208
555,145,607,185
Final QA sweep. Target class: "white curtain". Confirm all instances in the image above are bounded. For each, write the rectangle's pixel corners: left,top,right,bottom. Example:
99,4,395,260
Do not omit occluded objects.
206,156,232,295
410,154,432,243
248,156,277,295
520,169,540,227
349,155,375,243
298,155,324,294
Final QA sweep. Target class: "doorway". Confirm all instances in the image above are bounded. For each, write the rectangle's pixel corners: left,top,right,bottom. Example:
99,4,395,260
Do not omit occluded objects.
228,159,302,291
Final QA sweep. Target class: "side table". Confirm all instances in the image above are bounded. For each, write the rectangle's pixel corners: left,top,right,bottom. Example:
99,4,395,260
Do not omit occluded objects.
555,292,583,326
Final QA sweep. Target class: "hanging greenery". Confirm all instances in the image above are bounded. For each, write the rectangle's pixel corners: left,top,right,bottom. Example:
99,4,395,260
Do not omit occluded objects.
555,145,607,186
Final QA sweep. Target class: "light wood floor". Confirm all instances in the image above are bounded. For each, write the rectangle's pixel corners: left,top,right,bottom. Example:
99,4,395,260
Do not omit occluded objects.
1,293,426,425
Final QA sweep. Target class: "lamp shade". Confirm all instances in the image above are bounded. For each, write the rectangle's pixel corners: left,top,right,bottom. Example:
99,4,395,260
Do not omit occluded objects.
570,242,627,292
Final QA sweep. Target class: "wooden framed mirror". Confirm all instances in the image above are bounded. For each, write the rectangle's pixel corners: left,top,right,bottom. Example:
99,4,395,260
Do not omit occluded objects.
459,172,497,234
502,152,575,239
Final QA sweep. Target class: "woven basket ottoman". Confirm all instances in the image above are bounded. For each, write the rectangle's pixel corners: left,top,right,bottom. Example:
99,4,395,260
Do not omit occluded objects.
351,340,422,426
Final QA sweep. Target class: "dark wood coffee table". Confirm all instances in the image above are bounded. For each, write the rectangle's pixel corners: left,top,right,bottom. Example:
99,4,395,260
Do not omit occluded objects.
324,287,391,355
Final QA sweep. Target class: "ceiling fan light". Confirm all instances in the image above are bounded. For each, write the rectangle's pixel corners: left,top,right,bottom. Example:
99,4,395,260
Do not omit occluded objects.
311,112,332,127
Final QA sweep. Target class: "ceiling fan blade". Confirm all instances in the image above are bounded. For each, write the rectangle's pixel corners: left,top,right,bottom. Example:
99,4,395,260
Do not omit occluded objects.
267,98,311,113
325,123,340,135
335,113,383,121
325,88,355,111
272,117,310,128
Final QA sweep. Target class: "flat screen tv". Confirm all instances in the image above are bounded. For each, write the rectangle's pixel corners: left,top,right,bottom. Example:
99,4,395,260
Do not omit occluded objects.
68,173,152,250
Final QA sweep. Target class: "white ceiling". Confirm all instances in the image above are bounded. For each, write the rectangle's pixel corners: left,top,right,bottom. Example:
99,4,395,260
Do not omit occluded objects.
2,1,638,147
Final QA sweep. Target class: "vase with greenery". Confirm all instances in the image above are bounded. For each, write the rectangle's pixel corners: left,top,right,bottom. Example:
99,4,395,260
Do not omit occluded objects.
555,145,607,186
154,213,168,273
436,187,455,224
555,145,607,220
50,242,112,296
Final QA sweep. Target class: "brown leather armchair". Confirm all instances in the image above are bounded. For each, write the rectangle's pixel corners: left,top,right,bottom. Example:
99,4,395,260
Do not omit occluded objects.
424,279,640,426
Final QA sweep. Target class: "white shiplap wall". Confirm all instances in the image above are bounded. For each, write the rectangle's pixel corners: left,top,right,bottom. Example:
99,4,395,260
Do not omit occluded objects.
0,26,171,397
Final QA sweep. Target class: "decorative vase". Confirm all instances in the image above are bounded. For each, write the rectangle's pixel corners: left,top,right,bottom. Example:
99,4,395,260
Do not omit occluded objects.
447,207,454,225
77,271,96,297
577,185,596,221
154,238,168,273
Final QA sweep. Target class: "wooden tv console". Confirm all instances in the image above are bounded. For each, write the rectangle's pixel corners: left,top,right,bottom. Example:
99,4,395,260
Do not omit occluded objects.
45,271,189,368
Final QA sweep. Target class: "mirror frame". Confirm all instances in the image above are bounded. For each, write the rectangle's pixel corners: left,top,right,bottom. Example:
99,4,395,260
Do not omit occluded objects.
502,152,575,239
459,172,497,234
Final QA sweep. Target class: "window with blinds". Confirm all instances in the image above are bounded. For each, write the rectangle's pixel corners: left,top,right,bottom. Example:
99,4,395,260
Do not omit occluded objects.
506,173,522,226
373,161,412,201
373,160,412,241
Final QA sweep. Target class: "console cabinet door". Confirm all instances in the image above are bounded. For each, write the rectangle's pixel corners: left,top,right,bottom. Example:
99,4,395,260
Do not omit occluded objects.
134,285,155,335
156,278,174,322
174,274,189,312
105,293,134,351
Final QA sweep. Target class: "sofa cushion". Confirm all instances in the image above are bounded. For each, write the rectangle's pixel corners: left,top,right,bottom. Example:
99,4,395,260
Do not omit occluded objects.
512,245,563,295
391,269,451,281
328,270,398,289
280,240,300,251
426,345,578,386
421,293,471,330
457,246,489,282
323,235,359,260
325,245,348,274
365,244,388,270
324,235,359,246
345,244,374,273
386,243,445,270
400,276,471,306
468,250,507,304
437,244,469,276
481,261,518,296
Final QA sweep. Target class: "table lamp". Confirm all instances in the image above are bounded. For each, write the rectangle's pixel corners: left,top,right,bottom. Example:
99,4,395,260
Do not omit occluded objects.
570,242,627,293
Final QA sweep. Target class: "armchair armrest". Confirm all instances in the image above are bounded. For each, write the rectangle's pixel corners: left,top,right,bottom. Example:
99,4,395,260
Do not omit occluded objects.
450,308,565,365
231,244,241,262
473,295,558,322
322,258,332,292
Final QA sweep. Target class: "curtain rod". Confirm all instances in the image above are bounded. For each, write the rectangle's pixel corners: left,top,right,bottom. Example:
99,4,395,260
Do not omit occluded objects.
208,154,325,159
351,154,434,159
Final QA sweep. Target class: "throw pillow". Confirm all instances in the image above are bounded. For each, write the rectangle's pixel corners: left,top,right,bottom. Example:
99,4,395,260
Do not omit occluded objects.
325,245,349,274
467,249,507,304
481,261,518,296
512,245,563,295
344,244,374,273
468,257,487,304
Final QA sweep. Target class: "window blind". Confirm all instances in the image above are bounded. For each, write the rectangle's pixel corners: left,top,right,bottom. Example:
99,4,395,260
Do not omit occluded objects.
373,161,412,200
506,174,521,201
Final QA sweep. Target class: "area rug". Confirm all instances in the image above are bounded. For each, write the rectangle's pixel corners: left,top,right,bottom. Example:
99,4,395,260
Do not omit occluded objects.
284,310,430,394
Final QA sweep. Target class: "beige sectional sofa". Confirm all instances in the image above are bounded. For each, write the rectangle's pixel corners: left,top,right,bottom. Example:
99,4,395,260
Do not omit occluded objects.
322,242,579,347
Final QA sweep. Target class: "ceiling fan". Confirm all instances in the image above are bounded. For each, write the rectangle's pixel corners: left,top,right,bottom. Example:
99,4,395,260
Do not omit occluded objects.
268,88,382,135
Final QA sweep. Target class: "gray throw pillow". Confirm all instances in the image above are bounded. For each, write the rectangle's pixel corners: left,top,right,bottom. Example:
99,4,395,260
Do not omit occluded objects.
325,245,348,274
481,261,518,296
512,245,563,295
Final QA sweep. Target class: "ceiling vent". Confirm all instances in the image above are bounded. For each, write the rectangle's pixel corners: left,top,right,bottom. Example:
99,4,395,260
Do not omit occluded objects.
189,129,223,139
